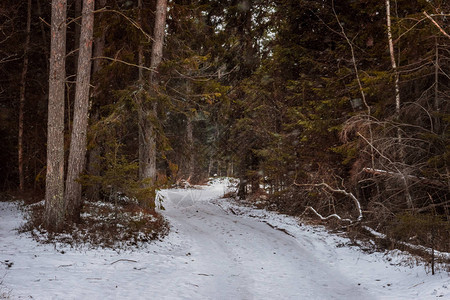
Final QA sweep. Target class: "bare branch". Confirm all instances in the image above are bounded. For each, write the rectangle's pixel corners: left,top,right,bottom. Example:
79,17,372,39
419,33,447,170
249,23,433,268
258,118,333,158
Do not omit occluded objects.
357,131,414,209
102,9,154,42
295,182,363,222
362,167,447,188
39,16,51,27
301,206,353,223
92,56,155,71
423,11,450,39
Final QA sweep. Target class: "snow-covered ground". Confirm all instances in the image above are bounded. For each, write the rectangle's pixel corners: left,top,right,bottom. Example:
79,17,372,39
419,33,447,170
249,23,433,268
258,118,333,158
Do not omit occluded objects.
1,179,448,299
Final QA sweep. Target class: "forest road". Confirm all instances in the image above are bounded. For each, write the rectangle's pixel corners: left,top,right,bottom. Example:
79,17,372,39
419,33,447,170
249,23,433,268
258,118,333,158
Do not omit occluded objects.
159,184,376,300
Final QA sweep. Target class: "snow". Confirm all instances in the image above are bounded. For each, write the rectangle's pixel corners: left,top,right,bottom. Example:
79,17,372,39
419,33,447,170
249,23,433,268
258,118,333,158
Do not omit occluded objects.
1,179,449,299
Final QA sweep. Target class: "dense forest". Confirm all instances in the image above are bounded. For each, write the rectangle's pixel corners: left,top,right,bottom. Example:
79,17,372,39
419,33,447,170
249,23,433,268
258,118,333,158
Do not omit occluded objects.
0,0,449,254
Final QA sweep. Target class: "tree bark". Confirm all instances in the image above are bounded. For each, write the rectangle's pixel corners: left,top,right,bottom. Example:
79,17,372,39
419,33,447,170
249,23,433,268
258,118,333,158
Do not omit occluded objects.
139,108,157,183
18,0,32,192
149,0,167,84
45,0,68,231
92,0,106,74
85,112,101,201
139,0,168,185
85,0,107,201
65,0,94,223
137,0,149,182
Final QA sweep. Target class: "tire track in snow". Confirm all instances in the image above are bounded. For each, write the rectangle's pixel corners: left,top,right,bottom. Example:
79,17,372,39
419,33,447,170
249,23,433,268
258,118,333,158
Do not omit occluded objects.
160,187,375,300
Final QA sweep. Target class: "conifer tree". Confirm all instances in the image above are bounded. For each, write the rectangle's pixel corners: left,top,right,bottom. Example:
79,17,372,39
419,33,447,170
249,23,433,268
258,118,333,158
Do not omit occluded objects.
65,0,95,222
45,0,67,231
138,0,168,188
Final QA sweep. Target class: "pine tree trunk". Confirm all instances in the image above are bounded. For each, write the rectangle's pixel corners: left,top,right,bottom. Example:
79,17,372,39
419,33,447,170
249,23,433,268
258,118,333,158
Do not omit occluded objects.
65,0,94,223
137,0,148,182
18,0,32,192
139,109,157,182
137,0,157,184
86,113,101,201
139,0,168,185
149,0,167,84
86,0,107,201
45,0,68,232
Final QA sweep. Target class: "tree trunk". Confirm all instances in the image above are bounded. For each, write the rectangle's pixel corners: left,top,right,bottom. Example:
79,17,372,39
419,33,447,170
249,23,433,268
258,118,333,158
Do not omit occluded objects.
85,113,101,201
139,0,168,185
434,38,439,111
18,0,32,192
149,0,167,84
186,114,194,181
137,0,149,182
208,156,213,177
227,160,233,177
138,0,144,84
386,0,413,209
85,0,107,201
65,0,94,223
137,0,157,184
386,0,400,117
45,0,68,232
386,0,403,150
139,110,157,183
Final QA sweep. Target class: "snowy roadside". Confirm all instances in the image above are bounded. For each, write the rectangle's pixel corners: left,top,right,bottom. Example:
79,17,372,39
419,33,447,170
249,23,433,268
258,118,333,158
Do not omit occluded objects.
0,179,449,299
212,197,450,299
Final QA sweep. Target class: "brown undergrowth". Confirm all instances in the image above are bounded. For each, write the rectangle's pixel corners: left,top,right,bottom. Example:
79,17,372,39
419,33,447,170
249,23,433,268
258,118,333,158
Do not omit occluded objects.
19,198,168,249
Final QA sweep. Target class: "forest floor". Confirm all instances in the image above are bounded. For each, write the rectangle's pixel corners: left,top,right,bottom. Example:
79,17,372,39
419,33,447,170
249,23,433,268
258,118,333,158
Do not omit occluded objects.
0,178,449,299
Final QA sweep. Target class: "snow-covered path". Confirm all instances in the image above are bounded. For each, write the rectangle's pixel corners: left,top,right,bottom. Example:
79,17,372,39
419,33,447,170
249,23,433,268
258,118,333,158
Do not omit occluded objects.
1,181,449,299
161,185,373,299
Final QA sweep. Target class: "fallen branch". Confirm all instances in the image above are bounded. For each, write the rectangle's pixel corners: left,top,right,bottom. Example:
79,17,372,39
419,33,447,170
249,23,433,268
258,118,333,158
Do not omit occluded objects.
228,207,238,215
363,226,450,261
295,182,363,222
363,167,446,188
301,206,352,223
110,259,137,265
263,221,295,237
